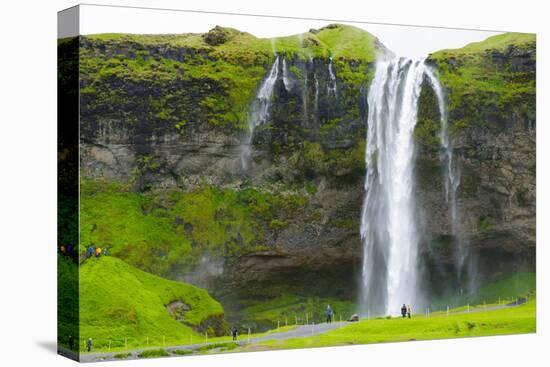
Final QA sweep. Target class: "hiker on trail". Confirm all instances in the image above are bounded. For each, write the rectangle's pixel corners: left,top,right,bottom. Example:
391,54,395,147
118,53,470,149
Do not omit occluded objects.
326,304,333,323
60,245,66,254
407,305,412,319
67,244,73,255
401,304,407,318
103,247,109,256
87,337,93,352
87,246,94,258
95,247,102,257
231,326,238,341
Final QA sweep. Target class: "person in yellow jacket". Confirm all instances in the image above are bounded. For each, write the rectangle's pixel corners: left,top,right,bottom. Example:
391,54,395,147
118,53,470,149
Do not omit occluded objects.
95,247,102,257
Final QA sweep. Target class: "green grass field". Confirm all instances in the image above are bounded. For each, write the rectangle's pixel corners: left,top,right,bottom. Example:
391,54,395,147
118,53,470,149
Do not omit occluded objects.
234,300,536,352
239,294,356,328
77,256,225,352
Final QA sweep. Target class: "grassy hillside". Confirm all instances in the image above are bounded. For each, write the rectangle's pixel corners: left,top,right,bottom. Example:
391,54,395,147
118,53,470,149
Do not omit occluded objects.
58,255,79,348
77,256,225,351
239,294,356,329
431,272,536,310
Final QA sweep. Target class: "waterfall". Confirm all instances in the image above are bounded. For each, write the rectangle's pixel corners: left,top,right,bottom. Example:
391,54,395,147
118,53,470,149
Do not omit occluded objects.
302,58,310,126
424,68,472,292
240,57,280,169
314,71,319,118
360,58,426,316
327,57,337,97
282,58,293,92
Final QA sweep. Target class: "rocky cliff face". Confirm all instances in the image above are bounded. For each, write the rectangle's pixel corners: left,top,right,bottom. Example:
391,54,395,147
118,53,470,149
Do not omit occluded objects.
77,27,535,316
417,33,536,298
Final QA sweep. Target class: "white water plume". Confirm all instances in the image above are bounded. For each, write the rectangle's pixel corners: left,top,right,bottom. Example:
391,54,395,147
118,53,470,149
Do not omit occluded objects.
361,58,426,316
240,57,280,169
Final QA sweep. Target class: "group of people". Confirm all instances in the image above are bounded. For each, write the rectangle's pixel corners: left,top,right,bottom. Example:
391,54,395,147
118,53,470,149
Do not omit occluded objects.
85,245,109,259
401,304,412,319
59,244,75,255
58,244,110,261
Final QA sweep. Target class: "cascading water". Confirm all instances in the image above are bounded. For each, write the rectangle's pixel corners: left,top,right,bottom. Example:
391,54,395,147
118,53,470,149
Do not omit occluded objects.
302,58,310,125
327,57,337,97
425,68,473,293
360,57,469,315
240,56,280,169
360,58,427,316
282,58,293,92
314,70,319,118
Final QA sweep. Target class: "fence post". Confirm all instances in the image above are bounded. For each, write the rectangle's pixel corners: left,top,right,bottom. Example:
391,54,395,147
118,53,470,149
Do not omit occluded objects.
285,317,288,327
311,322,314,336
467,304,470,313
248,328,251,344
446,306,449,316
295,315,298,325
306,312,308,325
278,320,280,329
205,332,208,345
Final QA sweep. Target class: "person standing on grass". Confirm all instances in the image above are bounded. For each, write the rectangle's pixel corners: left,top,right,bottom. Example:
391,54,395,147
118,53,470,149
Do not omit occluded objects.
87,337,93,352
326,304,333,323
231,326,238,341
401,304,407,318
407,304,412,319
87,245,94,259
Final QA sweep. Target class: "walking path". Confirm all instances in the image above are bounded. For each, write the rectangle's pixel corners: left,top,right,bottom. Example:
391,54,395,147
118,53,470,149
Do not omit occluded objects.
79,321,348,362
78,301,525,362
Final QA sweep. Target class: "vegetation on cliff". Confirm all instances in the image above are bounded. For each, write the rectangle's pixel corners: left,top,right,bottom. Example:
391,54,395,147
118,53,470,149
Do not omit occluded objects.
416,32,535,146
80,24,380,134
80,178,310,276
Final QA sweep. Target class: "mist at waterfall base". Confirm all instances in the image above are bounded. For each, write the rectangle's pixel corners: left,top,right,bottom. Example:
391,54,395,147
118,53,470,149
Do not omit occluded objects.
360,57,474,317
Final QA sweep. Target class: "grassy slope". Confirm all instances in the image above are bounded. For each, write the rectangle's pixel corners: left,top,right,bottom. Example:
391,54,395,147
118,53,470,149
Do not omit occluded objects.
240,300,535,351
58,255,79,347
78,256,223,351
430,272,536,310
240,294,357,327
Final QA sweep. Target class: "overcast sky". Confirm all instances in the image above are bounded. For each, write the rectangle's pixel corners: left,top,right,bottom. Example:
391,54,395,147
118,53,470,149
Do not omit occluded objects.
77,4,502,58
